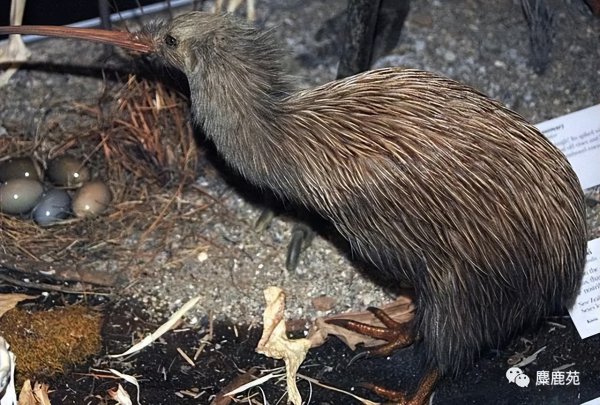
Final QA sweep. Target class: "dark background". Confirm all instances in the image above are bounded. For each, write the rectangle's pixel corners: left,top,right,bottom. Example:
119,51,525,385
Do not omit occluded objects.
0,0,170,28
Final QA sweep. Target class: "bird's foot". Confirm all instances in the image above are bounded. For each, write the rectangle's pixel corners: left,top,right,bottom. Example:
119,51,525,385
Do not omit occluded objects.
325,306,414,356
318,301,435,404
362,370,439,405
254,208,315,272
285,222,315,272
254,207,276,232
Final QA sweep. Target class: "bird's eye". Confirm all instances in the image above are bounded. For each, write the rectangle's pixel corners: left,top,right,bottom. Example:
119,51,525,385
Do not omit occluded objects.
164,35,178,48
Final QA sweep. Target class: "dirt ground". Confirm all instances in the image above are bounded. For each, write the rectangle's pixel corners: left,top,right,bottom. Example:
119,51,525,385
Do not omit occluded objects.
1,0,599,404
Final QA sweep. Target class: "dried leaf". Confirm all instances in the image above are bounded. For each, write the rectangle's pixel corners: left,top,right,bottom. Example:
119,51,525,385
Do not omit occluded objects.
0,294,38,318
211,368,260,405
109,295,201,358
308,295,415,350
16,380,33,405
256,287,311,405
107,384,133,405
223,370,284,398
31,383,50,405
108,369,140,405
514,346,546,368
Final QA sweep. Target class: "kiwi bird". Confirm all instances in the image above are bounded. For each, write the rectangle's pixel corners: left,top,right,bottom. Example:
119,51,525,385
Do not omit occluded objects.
0,12,587,403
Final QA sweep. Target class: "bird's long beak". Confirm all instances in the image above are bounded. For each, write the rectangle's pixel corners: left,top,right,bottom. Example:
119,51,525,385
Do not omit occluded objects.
0,25,154,54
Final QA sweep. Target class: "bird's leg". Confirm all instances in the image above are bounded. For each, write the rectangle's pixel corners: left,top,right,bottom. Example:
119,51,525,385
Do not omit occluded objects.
226,0,244,14
364,369,439,405
0,0,31,86
254,206,315,272
321,300,434,404
521,0,554,74
370,0,410,62
326,306,415,356
335,0,410,79
254,207,276,232
213,0,224,14
97,0,115,58
285,222,315,272
324,304,437,404
217,0,255,21
336,0,382,79
246,0,256,22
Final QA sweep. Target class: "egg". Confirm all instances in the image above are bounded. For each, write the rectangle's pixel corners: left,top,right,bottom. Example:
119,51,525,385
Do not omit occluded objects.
46,156,90,187
0,179,44,215
32,188,72,226
0,157,43,181
72,181,112,218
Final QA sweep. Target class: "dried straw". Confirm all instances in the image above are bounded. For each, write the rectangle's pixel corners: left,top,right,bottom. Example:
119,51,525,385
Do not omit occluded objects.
0,76,213,286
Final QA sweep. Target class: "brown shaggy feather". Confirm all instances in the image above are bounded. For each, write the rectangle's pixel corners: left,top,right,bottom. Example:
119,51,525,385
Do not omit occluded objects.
147,12,587,375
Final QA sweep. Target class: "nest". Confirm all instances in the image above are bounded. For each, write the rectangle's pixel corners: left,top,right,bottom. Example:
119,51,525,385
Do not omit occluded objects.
0,76,213,288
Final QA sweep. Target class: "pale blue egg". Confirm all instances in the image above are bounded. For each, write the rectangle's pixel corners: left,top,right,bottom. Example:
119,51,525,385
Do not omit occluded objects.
32,188,72,226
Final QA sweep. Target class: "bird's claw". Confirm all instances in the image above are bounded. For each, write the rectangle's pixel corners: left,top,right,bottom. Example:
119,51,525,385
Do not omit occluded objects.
254,207,315,272
254,207,276,232
359,370,440,405
285,223,315,272
325,306,414,357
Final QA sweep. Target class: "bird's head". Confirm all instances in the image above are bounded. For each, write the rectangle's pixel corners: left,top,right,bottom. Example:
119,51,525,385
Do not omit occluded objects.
143,12,242,75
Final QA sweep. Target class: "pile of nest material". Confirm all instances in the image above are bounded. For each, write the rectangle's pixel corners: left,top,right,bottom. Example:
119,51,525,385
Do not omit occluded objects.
0,75,211,288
